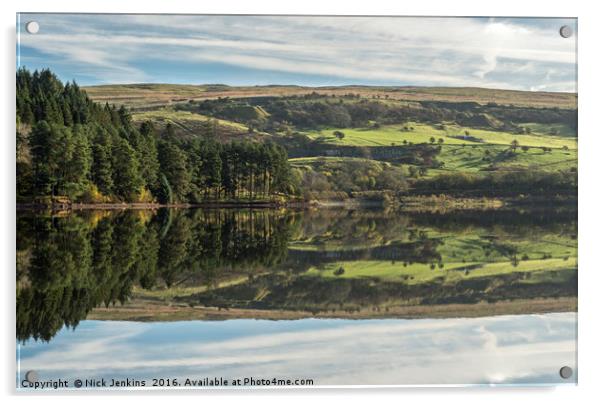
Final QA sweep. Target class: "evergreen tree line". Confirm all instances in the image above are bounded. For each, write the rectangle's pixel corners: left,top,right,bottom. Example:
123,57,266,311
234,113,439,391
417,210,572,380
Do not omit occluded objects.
17,68,296,204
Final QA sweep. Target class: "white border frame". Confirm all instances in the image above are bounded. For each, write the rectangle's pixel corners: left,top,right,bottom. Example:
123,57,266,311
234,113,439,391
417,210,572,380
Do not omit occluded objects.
3,1,600,403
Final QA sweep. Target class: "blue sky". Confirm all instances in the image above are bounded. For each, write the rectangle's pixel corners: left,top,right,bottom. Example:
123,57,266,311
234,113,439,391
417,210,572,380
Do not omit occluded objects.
17,14,577,91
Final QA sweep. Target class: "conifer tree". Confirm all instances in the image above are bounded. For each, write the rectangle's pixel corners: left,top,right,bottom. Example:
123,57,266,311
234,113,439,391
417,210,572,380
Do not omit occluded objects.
111,137,143,201
158,140,190,202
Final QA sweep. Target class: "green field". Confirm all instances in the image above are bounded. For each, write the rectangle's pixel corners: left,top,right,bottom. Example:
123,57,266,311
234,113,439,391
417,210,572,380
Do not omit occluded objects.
520,122,577,137
433,144,577,174
132,108,249,132
305,123,577,149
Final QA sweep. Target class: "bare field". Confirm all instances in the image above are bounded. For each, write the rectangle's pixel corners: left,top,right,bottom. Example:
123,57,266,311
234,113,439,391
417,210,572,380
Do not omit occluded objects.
84,84,577,110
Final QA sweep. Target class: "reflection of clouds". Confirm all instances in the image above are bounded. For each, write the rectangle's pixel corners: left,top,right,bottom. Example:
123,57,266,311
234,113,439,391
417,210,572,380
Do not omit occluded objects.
18,313,576,386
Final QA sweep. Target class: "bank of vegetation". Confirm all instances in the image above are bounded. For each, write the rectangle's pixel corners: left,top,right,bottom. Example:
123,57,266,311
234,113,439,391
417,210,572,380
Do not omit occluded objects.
17,68,578,207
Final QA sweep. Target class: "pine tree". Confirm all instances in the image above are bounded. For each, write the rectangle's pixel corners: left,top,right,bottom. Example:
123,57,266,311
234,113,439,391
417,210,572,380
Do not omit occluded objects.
29,121,64,196
111,137,143,201
91,128,114,196
158,141,190,202
136,121,160,192
65,125,92,187
205,142,222,199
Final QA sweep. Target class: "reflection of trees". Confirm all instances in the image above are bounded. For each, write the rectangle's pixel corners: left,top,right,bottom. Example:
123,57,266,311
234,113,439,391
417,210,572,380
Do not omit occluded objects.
16,213,152,341
290,208,412,248
16,209,292,342
17,215,95,342
287,207,577,249
407,208,577,238
187,270,577,314
286,240,442,269
16,206,577,342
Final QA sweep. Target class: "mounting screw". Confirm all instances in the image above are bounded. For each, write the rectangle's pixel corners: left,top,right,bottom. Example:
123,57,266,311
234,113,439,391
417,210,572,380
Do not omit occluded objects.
25,21,39,35
25,370,39,383
559,25,573,39
559,366,573,379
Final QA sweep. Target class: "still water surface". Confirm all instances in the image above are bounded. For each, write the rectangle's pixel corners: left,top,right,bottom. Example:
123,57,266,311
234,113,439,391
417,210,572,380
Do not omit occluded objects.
18,313,576,387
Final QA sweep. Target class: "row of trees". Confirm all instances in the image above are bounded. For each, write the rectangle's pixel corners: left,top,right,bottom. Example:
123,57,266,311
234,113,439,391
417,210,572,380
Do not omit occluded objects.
181,93,576,132
412,169,577,196
17,68,296,204
296,158,408,201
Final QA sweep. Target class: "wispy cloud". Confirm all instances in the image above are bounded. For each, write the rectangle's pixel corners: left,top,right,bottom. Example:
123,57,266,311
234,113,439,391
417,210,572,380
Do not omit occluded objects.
17,14,577,91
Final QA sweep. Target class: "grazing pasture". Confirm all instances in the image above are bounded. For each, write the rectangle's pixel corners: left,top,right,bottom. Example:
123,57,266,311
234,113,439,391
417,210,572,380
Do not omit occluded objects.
305,123,577,150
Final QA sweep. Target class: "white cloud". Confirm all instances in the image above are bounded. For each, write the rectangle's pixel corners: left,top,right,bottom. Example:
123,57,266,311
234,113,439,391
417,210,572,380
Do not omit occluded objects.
18,14,577,90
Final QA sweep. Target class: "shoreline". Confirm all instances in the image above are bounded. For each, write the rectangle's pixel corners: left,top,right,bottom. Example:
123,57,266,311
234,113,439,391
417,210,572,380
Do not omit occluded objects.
16,194,576,211
16,200,310,211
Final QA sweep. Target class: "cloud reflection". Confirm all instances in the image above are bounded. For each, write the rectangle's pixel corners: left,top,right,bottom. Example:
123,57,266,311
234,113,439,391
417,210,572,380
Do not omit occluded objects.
18,313,577,386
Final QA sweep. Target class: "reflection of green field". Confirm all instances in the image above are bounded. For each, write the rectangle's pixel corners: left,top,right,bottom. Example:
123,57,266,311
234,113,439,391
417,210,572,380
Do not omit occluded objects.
306,123,577,149
133,274,252,300
306,257,577,285
289,222,577,259
435,234,577,263
288,243,389,251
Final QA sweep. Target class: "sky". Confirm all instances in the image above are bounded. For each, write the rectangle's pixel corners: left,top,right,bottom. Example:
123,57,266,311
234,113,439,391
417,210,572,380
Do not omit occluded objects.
17,14,577,92
18,314,576,387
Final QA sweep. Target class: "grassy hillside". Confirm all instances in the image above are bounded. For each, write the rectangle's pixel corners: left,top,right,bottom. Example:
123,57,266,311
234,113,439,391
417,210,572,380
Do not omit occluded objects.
306,123,577,149
86,83,577,200
130,108,270,142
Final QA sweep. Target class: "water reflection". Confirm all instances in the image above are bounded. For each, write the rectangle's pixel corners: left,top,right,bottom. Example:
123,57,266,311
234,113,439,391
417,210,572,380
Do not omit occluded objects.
17,207,577,342
18,313,577,387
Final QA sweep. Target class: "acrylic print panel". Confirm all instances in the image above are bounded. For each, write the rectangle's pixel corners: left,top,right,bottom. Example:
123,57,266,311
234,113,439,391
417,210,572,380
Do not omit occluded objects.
16,14,577,389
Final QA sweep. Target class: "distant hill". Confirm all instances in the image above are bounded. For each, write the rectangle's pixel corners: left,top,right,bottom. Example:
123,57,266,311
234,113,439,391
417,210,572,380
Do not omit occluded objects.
84,83,577,111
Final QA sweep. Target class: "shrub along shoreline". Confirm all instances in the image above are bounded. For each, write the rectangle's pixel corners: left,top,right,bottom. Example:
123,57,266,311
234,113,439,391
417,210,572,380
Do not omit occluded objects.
16,192,576,211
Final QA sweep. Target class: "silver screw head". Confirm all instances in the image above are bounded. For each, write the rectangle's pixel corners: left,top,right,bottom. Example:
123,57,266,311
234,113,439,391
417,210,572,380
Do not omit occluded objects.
559,25,573,38
25,370,39,383
559,366,573,379
25,21,39,34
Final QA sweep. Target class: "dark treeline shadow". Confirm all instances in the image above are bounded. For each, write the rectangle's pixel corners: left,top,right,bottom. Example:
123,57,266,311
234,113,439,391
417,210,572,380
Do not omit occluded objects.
16,208,293,342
